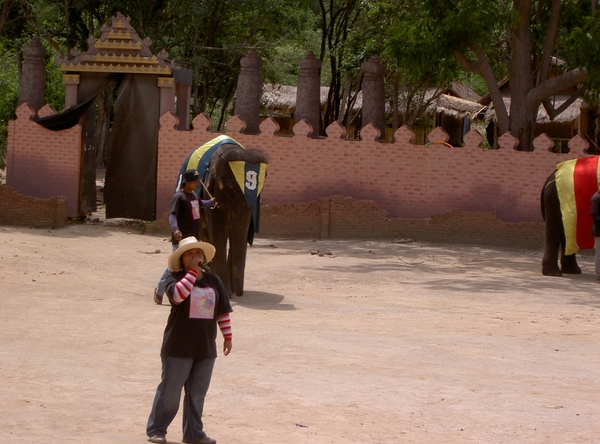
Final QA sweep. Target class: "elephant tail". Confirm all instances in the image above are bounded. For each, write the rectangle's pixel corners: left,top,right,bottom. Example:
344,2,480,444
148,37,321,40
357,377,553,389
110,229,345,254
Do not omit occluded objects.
540,186,546,221
540,172,556,222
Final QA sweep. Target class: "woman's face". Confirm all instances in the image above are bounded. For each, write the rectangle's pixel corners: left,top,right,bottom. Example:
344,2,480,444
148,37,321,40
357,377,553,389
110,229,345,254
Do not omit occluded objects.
182,248,206,270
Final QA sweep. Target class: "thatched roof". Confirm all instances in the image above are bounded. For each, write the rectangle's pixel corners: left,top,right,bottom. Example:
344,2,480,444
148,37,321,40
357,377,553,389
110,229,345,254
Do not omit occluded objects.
261,84,305,111
427,94,486,119
447,81,482,102
484,95,582,124
261,82,483,119
262,84,356,112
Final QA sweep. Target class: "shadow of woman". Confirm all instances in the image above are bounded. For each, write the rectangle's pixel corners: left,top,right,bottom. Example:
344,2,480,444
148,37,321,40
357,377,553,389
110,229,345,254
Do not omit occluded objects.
232,290,295,311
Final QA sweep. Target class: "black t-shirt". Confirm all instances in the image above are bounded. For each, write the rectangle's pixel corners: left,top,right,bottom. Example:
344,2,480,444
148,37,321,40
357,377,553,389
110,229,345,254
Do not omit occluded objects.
161,271,232,359
169,190,202,243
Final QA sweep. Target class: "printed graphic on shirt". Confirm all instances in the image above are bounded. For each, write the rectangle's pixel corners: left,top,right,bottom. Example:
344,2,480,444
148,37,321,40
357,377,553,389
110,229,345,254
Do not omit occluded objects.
189,287,215,319
191,200,200,220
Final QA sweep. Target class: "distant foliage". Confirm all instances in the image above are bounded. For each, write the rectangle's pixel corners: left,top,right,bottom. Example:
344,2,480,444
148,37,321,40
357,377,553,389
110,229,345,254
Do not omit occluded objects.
0,50,19,171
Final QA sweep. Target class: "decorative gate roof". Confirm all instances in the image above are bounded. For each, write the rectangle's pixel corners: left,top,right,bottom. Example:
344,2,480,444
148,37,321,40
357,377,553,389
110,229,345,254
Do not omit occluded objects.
58,12,175,75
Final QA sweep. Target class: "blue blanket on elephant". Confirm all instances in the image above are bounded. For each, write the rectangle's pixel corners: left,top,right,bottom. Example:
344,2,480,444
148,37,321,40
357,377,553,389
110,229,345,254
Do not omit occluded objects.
176,135,240,191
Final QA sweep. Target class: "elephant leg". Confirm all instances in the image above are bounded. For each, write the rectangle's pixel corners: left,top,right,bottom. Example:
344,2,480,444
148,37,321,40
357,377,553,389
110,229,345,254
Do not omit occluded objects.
226,210,251,297
542,228,564,276
542,222,565,277
228,240,248,297
542,238,562,276
560,245,581,275
541,175,565,276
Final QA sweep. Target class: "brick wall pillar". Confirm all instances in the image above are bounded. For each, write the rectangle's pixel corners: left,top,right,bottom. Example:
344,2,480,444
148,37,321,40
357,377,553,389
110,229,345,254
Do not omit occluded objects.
174,68,192,130
319,197,331,239
63,74,80,108
361,55,385,141
18,38,46,113
158,77,175,118
234,50,263,134
295,51,322,138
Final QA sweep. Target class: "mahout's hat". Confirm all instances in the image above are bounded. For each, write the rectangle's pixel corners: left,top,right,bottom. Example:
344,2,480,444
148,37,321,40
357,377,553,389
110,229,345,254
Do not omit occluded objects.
182,169,200,184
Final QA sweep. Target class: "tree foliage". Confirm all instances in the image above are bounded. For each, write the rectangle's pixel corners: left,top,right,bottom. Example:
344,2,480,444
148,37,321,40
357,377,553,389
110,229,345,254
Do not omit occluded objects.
1,0,598,159
385,0,599,150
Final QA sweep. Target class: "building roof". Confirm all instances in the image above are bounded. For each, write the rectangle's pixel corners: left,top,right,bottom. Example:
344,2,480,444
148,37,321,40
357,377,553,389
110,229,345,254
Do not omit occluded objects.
484,95,583,123
58,12,175,75
428,94,486,119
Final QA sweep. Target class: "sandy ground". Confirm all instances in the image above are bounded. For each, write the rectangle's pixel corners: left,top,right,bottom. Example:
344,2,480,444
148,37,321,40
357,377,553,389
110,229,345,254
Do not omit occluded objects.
1,222,599,444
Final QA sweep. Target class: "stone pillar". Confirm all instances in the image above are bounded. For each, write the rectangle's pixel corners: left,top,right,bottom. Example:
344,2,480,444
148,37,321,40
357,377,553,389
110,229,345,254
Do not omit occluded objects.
173,68,193,130
234,50,263,134
18,38,46,113
295,51,322,138
63,74,80,108
361,55,385,141
158,77,175,118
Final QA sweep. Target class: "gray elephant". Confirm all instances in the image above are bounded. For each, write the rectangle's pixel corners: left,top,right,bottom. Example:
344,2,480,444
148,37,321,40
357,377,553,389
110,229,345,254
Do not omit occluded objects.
174,135,267,296
541,156,599,276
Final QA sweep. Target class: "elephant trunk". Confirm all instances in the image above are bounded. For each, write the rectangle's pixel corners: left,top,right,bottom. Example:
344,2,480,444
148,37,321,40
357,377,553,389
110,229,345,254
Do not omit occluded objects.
229,241,248,296
226,208,251,296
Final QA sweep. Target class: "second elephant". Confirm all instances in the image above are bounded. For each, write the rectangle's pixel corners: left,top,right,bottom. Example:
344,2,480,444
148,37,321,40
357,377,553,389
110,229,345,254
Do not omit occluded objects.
541,155,599,276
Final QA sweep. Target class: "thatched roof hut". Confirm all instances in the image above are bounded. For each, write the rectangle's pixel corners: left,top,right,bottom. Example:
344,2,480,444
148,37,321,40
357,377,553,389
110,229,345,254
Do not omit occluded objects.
261,82,482,119
427,94,485,119
261,84,306,113
483,96,583,124
261,84,363,114
446,81,482,103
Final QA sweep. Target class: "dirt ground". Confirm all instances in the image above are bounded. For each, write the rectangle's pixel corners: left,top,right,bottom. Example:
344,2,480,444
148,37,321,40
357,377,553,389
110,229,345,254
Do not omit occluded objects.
1,222,599,444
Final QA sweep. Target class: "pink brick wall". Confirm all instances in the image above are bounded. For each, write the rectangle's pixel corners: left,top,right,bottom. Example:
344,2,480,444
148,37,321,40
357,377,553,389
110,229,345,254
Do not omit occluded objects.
6,104,589,228
7,103,82,217
0,185,67,227
259,196,545,249
157,113,589,224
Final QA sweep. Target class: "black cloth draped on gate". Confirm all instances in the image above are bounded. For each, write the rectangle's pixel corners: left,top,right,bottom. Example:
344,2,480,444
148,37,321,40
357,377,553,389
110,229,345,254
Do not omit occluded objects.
36,74,117,130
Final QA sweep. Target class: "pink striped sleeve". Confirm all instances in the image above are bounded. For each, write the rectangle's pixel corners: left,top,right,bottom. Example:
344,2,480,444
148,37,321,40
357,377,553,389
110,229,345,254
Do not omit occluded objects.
217,313,232,341
173,270,198,304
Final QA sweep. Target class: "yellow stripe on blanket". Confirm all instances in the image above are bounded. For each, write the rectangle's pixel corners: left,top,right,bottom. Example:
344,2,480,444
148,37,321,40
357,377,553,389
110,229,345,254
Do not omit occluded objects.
555,159,578,255
184,135,233,171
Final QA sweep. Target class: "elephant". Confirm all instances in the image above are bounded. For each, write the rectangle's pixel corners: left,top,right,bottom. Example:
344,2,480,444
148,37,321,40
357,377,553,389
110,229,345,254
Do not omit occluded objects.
177,135,268,296
541,156,599,276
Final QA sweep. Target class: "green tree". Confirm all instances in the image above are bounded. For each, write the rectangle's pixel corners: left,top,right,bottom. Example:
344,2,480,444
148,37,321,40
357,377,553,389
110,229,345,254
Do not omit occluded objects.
373,1,463,134
0,48,19,174
386,0,599,151
154,0,313,128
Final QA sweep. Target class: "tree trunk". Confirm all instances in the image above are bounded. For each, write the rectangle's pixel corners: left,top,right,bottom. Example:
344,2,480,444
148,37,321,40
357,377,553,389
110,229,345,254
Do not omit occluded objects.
391,71,399,136
508,0,536,150
509,104,538,152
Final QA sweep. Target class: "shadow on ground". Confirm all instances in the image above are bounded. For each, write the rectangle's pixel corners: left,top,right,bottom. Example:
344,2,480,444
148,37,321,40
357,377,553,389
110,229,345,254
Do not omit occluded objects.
233,290,295,311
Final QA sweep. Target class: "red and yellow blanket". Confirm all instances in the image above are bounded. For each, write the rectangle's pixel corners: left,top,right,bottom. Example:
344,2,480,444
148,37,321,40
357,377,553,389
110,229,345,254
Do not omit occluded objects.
555,156,600,255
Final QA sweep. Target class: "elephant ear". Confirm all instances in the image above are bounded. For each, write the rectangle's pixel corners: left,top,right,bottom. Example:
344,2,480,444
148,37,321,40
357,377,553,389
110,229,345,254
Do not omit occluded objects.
227,161,267,207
